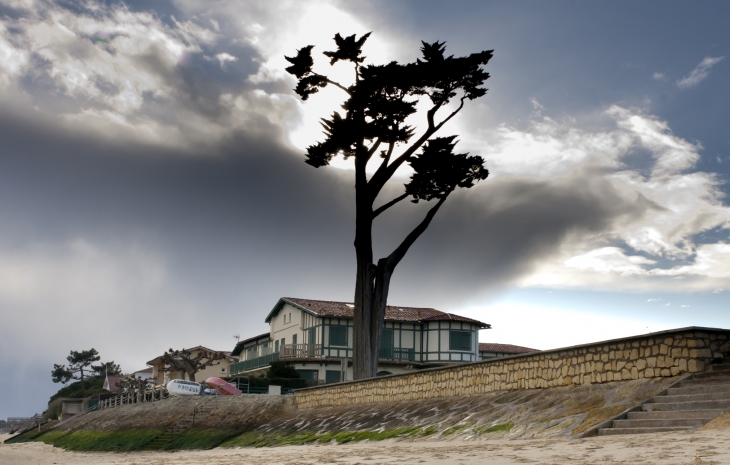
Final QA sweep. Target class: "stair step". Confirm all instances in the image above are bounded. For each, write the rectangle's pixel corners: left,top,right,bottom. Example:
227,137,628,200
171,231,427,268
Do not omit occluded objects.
676,378,730,388
709,364,730,372
598,426,692,436
654,392,730,403
668,385,730,396
627,409,725,420
692,371,730,380
613,418,709,428
643,399,730,411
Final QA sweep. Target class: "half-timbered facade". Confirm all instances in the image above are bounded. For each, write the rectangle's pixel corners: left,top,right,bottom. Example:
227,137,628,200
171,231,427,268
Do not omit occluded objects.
230,297,490,383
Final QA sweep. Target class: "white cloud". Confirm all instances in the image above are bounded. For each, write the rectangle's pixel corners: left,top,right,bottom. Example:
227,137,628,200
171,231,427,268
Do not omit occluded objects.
677,56,725,88
215,52,237,68
479,106,730,292
647,298,660,302
652,72,666,81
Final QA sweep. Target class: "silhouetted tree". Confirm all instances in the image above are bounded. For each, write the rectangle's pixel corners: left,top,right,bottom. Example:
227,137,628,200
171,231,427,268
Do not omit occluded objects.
160,347,227,382
286,33,492,379
51,348,101,393
92,361,122,379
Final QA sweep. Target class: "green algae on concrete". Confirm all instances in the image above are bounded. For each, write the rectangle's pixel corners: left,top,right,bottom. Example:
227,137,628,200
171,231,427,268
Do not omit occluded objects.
162,428,244,450
475,422,514,434
221,426,435,448
32,429,163,452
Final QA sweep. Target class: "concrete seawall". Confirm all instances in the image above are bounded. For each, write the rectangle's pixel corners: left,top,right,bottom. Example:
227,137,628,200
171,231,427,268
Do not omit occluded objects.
294,327,730,409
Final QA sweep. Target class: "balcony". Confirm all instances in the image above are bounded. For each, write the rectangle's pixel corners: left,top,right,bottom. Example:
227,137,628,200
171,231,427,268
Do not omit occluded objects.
280,343,323,359
229,352,279,375
379,347,415,362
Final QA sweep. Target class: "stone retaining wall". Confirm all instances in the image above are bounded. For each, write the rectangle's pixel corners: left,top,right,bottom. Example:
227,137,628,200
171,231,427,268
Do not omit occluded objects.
293,327,730,409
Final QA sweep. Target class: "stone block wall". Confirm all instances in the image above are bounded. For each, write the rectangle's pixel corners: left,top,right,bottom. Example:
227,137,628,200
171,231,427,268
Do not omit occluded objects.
293,327,730,410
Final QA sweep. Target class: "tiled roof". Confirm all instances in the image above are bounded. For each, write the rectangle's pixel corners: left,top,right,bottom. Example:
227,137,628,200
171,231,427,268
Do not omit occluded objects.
478,343,537,354
104,375,125,394
282,297,489,328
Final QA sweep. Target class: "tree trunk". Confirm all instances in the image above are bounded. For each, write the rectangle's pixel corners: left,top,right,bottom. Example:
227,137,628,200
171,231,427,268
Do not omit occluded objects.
353,144,374,380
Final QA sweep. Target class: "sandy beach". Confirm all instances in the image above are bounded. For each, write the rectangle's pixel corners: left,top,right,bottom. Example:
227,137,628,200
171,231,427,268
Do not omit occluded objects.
2,429,730,465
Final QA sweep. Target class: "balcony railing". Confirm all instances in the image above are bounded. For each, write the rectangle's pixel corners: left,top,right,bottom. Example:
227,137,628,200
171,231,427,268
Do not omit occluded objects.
379,347,415,362
280,343,323,359
230,352,279,375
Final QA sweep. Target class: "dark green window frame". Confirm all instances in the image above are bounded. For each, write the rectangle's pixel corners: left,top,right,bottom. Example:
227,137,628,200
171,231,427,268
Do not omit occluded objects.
330,325,348,347
449,330,471,351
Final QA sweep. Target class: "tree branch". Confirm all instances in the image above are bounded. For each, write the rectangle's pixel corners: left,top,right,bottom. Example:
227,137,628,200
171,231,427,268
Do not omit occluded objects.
369,142,394,182
384,192,451,272
325,77,351,95
366,139,382,162
434,95,466,131
372,193,408,219
369,95,467,203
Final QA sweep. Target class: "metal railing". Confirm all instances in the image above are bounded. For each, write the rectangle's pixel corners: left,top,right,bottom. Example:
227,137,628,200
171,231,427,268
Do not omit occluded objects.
98,388,169,410
379,347,415,362
280,343,323,359
229,352,279,375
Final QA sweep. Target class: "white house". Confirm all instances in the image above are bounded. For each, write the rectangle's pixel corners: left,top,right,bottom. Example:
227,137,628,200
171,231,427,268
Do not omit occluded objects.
230,297,491,384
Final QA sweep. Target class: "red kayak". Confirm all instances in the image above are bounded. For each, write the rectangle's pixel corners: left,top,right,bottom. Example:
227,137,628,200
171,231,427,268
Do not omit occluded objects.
205,377,242,396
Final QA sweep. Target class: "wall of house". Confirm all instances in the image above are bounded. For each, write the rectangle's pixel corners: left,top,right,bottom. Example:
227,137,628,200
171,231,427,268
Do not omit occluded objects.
270,303,304,350
293,328,730,409
149,353,234,383
423,321,480,363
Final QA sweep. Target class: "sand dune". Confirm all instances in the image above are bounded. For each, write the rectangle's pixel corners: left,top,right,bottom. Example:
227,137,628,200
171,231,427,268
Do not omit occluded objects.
3,429,730,465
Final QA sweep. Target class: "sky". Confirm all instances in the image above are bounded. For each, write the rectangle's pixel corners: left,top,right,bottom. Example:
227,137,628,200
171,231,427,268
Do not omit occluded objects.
0,0,728,417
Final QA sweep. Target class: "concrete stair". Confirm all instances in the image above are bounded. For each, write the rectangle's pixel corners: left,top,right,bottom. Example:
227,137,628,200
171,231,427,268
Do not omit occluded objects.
597,362,730,436
140,405,211,450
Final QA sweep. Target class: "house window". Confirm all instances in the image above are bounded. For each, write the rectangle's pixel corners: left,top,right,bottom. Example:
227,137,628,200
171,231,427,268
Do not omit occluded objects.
292,334,298,345
449,330,471,351
275,340,279,353
329,326,348,347
325,370,341,383
297,369,319,385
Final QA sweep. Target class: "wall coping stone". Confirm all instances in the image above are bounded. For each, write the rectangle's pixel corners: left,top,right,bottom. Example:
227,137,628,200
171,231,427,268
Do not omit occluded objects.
294,326,730,394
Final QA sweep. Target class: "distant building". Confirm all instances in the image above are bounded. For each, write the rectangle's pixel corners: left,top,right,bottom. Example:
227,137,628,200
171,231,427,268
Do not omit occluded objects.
479,342,537,360
59,399,84,421
132,367,153,380
102,375,125,394
230,297,491,384
146,346,237,385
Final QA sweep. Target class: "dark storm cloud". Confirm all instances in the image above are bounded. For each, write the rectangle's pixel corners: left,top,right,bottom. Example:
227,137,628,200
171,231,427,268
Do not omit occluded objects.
372,165,655,308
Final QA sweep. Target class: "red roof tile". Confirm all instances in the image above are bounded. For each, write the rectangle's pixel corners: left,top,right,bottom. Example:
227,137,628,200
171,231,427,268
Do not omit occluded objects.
478,343,537,354
282,298,489,327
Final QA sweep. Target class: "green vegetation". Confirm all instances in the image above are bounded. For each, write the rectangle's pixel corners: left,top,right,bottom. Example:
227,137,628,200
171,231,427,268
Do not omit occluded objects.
441,424,470,436
474,422,514,434
9,425,440,451
221,426,435,448
31,429,162,451
162,428,243,450
3,429,47,444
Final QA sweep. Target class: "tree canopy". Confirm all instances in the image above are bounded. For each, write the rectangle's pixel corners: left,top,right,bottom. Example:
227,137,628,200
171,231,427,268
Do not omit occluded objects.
51,348,102,393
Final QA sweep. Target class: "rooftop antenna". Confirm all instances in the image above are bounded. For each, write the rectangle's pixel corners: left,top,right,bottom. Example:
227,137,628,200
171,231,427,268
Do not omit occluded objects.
233,334,240,343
